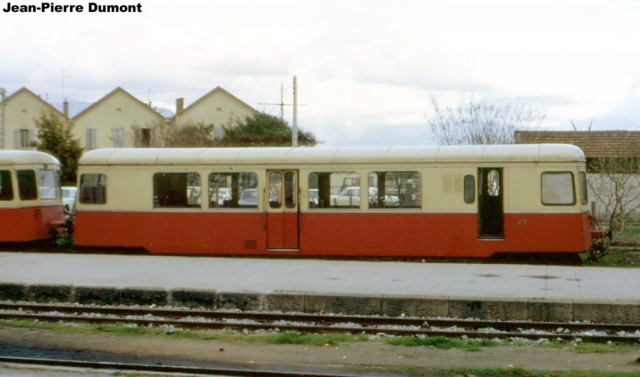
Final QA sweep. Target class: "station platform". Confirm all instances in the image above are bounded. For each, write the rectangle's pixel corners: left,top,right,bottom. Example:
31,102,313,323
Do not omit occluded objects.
0,252,638,323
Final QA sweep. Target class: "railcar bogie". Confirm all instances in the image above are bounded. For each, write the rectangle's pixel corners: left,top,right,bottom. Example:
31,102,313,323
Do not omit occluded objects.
71,144,601,258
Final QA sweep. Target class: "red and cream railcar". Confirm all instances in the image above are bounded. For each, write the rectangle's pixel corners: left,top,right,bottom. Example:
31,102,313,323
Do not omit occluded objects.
73,144,592,257
0,150,65,243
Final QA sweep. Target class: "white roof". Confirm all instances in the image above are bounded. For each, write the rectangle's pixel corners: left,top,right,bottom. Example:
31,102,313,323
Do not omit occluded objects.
79,144,585,166
0,150,60,166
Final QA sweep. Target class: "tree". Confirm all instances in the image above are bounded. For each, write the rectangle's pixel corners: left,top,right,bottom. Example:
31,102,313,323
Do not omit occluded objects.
218,113,318,147
31,110,83,185
127,120,216,147
588,156,640,232
428,98,545,145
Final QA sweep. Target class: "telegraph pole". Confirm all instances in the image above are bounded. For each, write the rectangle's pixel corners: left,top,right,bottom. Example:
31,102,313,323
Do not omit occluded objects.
292,76,298,147
259,83,287,121
259,76,304,147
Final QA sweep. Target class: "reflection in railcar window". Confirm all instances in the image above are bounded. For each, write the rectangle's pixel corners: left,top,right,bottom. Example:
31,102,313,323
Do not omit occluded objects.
367,171,421,208
0,171,13,201
208,172,258,208
80,174,107,204
308,172,359,208
464,175,475,204
579,172,588,205
17,170,37,201
38,169,57,199
153,173,201,208
542,172,575,205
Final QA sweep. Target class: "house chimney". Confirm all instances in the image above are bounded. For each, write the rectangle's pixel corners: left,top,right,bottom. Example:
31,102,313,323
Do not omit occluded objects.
63,99,69,119
176,98,184,115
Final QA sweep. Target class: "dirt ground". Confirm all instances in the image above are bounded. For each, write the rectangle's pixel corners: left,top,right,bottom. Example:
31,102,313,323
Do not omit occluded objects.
1,327,640,376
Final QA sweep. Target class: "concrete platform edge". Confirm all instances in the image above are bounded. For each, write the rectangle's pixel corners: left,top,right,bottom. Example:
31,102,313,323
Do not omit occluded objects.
1,283,638,323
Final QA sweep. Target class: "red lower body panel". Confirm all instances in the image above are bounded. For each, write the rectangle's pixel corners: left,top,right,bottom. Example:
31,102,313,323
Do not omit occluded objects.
0,206,64,242
74,211,591,257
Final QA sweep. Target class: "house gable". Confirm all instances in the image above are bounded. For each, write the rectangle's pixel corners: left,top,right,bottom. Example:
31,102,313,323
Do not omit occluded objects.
3,87,65,149
72,87,166,149
173,86,258,134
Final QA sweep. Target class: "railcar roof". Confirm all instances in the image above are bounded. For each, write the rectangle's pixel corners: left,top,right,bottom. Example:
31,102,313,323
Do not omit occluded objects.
79,144,585,166
0,150,60,166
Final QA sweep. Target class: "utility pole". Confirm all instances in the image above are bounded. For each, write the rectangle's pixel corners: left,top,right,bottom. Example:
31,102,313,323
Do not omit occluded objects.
0,87,6,149
292,76,298,147
259,83,288,121
259,76,304,147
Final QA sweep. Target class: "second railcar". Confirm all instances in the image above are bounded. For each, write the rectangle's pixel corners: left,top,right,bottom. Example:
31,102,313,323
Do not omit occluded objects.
73,144,592,257
0,150,65,243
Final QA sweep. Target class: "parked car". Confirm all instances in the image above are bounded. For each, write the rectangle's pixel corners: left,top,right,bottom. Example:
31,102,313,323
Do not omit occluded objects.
238,188,258,207
210,187,232,207
62,186,77,212
330,187,399,207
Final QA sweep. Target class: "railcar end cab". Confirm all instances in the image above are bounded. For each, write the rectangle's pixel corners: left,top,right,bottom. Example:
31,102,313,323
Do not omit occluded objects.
74,145,594,258
0,150,65,243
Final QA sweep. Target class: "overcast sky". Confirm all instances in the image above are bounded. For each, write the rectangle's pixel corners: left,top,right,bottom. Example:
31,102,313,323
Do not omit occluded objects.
2,0,640,146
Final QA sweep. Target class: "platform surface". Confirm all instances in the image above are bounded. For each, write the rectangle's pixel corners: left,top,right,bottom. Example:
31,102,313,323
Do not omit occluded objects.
1,252,638,302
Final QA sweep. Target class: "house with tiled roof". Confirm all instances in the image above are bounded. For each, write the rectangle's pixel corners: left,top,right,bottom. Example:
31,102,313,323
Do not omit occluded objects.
515,130,640,159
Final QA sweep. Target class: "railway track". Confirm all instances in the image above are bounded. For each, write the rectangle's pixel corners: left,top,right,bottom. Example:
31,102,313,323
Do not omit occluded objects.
1,302,639,344
0,356,363,377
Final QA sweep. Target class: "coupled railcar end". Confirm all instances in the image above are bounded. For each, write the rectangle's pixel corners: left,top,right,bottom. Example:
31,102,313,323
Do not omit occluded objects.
0,150,65,243
73,144,599,259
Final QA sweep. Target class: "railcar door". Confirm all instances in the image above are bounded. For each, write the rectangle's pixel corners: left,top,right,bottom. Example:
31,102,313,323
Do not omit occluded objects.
478,168,504,239
266,170,300,250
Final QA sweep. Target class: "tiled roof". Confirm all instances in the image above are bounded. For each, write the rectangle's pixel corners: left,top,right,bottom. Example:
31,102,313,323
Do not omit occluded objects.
514,131,640,158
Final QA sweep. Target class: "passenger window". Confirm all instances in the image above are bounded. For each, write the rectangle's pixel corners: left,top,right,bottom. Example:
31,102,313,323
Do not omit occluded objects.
579,172,588,205
208,172,258,208
80,174,107,204
541,172,575,205
487,170,500,197
284,172,297,209
38,169,57,199
464,175,475,204
153,173,201,208
17,170,37,201
308,172,360,208
269,172,282,209
367,171,421,208
0,171,13,201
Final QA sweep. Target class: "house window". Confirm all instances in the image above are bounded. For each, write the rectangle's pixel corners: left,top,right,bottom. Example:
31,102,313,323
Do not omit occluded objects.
14,129,33,149
86,128,97,149
113,128,125,148
140,128,151,147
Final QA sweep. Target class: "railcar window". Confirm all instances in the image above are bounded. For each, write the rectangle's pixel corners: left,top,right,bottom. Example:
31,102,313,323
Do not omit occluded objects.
0,171,13,201
487,170,500,197
38,170,57,199
541,172,575,205
367,171,421,208
284,172,297,209
17,170,37,200
80,174,107,204
208,172,258,208
308,172,360,208
269,172,283,209
464,175,475,204
579,172,588,205
153,173,201,208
